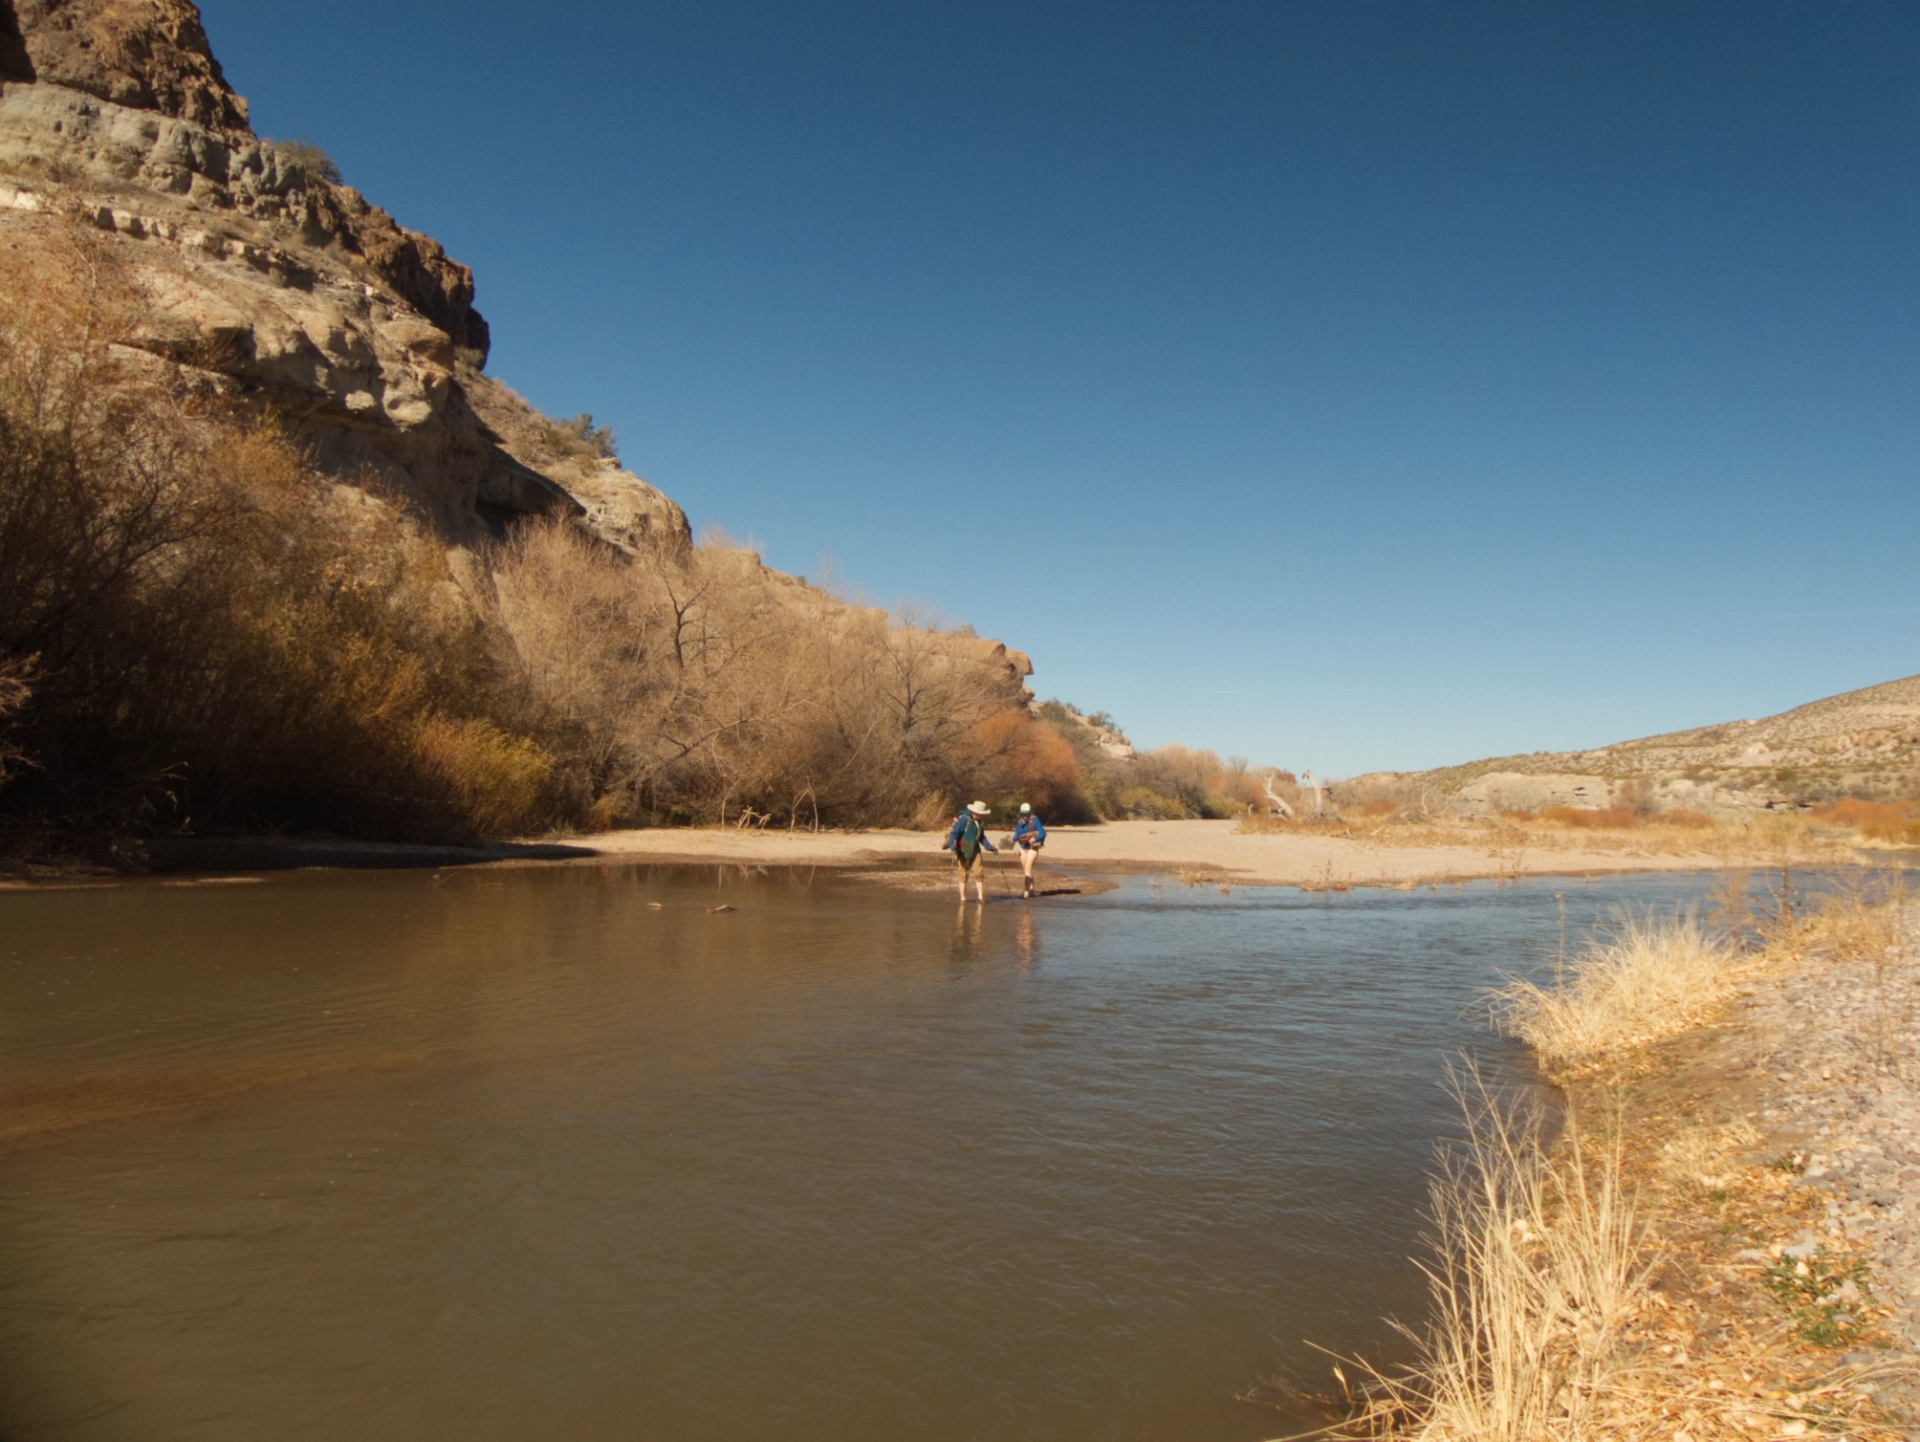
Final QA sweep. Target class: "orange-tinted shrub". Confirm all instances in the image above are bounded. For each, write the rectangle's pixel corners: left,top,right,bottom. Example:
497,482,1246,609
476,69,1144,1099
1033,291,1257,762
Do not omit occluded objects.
965,708,1081,812
411,716,556,839
1814,799,1918,843
1523,807,1710,830
1541,806,1644,830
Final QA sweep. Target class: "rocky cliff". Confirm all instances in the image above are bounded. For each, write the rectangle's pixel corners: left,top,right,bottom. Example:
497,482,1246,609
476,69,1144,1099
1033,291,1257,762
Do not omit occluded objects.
0,0,687,548
0,0,1038,700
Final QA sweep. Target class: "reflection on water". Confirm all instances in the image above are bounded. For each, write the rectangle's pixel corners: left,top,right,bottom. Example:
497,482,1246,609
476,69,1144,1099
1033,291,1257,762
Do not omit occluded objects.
0,865,1723,1442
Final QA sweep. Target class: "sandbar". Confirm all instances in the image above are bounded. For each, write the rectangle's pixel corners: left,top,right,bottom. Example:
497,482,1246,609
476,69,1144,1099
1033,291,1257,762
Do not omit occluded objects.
576,818,1734,889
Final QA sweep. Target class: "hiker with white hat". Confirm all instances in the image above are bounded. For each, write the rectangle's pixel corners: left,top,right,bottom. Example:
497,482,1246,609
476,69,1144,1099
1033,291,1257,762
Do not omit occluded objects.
1010,802,1046,899
942,801,998,902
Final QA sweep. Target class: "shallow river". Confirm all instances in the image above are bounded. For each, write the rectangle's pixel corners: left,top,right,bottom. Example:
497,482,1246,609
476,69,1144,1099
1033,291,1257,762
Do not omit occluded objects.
0,863,1721,1441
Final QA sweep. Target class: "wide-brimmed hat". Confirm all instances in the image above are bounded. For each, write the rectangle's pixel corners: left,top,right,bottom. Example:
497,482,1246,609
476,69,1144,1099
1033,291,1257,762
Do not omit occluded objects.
965,800,990,816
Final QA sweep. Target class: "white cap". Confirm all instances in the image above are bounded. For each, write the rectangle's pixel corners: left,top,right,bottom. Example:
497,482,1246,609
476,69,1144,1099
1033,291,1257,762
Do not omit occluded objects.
1019,803,1032,813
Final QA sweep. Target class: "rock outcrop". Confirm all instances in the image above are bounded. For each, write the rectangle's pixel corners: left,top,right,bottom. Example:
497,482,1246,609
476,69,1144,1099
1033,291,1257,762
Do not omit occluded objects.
1454,771,1620,814
0,0,687,549
7,0,246,130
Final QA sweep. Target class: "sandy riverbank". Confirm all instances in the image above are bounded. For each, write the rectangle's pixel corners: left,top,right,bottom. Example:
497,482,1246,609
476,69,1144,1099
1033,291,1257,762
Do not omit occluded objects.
8,816,1882,888
574,817,1732,889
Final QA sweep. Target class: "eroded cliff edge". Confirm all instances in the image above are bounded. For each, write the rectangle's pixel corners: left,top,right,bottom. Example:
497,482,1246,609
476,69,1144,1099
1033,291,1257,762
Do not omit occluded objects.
0,0,690,550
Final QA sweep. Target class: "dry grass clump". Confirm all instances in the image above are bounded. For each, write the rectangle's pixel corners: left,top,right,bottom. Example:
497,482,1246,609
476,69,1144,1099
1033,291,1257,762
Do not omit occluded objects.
1787,877,1907,964
538,412,618,461
1491,914,1740,1076
1342,1079,1651,1441
1311,1100,1910,1441
1308,894,1918,1442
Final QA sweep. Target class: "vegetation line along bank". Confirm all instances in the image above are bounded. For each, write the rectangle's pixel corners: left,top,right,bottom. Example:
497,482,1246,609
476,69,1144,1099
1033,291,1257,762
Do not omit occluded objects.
1289,876,1920,1441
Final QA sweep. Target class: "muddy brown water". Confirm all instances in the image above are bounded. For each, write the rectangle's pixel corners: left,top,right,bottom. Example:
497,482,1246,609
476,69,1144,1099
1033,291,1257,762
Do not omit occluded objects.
0,864,1724,1441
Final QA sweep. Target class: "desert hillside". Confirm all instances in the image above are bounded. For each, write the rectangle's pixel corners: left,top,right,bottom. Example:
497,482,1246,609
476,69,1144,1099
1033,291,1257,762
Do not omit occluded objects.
1353,674,1920,815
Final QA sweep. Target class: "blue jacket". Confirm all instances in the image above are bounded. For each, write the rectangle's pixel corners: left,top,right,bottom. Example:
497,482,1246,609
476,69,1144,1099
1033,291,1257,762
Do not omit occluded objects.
1013,815,1046,848
944,812,997,858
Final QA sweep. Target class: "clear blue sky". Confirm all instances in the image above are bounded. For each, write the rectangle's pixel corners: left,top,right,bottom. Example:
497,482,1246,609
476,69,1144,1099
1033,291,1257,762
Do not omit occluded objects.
197,0,1917,776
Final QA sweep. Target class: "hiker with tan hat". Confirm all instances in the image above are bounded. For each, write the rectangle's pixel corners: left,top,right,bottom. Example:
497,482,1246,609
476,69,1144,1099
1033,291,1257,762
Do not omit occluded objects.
942,801,998,902
1010,802,1046,899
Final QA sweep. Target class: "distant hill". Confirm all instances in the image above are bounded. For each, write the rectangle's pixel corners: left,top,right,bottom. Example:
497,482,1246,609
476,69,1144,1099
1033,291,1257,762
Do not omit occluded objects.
1356,675,1920,815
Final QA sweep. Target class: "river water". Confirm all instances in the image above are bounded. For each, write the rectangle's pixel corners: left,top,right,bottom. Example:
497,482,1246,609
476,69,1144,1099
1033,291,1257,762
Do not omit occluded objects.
0,863,1721,1442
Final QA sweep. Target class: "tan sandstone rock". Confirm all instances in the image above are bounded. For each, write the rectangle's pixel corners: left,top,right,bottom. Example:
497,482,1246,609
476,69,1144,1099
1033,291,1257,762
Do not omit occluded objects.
0,0,688,549
1455,771,1618,814
8,0,247,131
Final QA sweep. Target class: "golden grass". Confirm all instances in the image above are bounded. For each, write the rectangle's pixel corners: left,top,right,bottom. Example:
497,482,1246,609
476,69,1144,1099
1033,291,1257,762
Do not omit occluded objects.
1237,808,1870,870
1490,914,1741,1077
1340,1076,1650,1442
1298,887,1919,1442
1813,799,1920,847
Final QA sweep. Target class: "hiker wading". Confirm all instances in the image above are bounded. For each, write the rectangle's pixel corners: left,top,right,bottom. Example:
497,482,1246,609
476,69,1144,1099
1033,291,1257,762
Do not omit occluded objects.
1010,802,1046,898
943,801,998,902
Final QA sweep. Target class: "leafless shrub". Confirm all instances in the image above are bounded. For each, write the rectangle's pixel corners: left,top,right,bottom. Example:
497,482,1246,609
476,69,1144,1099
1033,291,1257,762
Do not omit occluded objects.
270,139,342,187
540,412,618,461
0,658,28,787
485,521,1043,828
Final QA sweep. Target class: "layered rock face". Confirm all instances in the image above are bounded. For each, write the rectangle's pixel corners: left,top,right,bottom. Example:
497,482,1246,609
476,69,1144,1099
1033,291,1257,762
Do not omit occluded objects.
5,0,245,129
0,0,687,548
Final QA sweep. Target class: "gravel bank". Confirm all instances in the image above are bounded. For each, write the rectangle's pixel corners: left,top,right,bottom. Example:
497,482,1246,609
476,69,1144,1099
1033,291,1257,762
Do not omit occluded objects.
1696,902,1920,1426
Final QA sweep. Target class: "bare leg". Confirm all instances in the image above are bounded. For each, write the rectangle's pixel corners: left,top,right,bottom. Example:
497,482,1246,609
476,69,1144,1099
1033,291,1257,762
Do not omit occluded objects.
1019,847,1037,895
955,858,967,900
972,865,987,903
